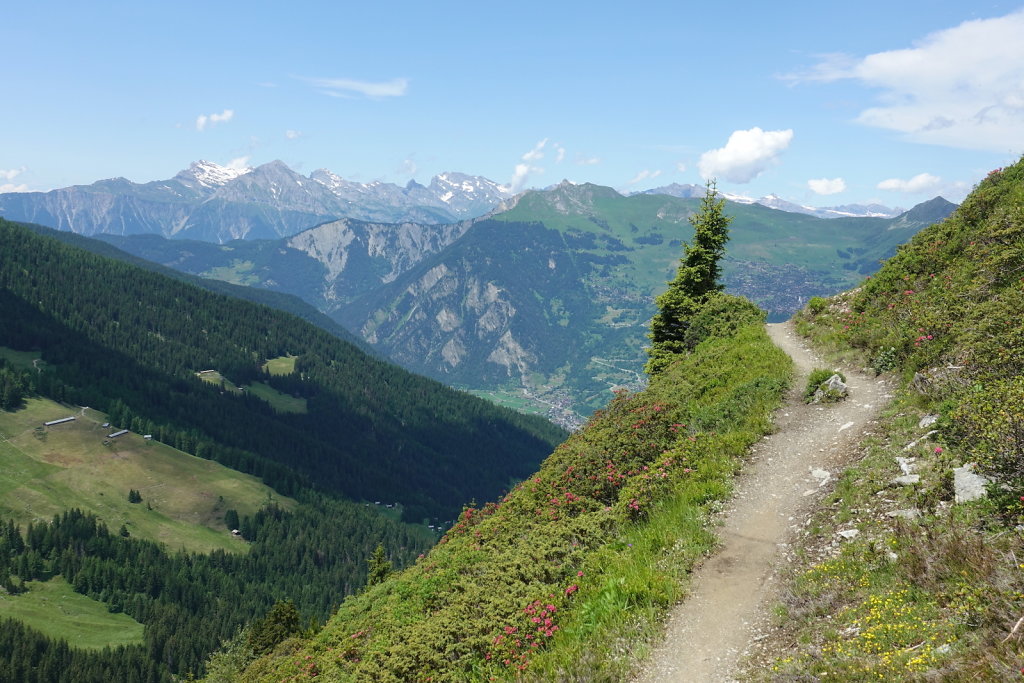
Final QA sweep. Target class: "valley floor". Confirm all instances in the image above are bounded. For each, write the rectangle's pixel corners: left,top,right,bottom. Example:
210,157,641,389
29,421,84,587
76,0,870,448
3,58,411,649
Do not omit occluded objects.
634,321,893,681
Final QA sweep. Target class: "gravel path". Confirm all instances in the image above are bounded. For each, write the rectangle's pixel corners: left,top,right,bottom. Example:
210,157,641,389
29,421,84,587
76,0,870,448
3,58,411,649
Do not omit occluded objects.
634,321,892,682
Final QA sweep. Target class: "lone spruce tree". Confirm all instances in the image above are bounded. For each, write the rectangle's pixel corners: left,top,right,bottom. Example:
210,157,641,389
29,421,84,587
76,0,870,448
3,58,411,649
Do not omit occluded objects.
646,180,732,374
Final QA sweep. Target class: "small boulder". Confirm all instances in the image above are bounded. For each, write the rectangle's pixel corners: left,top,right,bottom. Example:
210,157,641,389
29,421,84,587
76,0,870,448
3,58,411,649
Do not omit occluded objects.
953,463,991,503
918,414,939,429
838,529,860,540
886,508,922,520
892,474,921,486
812,374,849,404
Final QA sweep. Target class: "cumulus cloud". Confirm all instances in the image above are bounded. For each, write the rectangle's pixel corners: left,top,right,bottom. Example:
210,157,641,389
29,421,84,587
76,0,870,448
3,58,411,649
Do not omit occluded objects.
698,127,793,183
807,177,847,195
626,169,663,186
877,172,942,193
789,9,1024,152
285,129,302,140
225,156,252,171
504,138,552,192
301,76,409,99
0,167,28,192
196,109,234,132
522,138,548,162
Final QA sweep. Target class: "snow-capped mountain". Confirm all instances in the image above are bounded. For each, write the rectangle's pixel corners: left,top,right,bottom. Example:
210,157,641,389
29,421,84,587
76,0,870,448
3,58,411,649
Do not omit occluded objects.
0,160,515,242
175,160,253,189
638,184,903,219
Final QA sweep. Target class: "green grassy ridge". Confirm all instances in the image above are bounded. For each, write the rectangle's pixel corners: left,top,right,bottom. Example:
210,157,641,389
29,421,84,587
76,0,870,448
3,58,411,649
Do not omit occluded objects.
235,307,792,681
756,157,1024,680
0,396,288,554
0,576,144,650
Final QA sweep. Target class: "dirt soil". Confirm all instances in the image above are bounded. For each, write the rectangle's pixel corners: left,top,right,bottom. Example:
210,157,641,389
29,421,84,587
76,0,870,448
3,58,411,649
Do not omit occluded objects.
634,321,893,682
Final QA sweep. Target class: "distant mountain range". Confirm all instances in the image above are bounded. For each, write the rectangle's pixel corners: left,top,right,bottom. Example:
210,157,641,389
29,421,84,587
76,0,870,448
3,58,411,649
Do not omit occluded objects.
0,160,513,242
637,183,904,219
0,161,911,245
93,181,957,427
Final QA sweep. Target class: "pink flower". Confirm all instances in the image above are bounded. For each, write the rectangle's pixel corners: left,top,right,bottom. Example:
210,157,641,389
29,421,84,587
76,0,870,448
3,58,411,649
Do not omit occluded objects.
934,446,943,454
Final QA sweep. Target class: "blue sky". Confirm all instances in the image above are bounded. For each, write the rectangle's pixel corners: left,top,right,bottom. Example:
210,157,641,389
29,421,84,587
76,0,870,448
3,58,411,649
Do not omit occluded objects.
3,1,1023,208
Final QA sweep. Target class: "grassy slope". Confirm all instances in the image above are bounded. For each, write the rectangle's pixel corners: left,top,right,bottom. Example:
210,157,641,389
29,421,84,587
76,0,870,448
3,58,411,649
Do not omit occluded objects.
0,576,144,649
751,159,1024,680
0,396,292,555
236,303,792,682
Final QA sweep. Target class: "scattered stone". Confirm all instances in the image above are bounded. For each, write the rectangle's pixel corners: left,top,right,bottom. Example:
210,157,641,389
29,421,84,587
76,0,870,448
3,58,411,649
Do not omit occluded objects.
810,468,831,486
935,644,952,655
903,430,938,451
892,474,921,486
918,414,939,429
887,551,899,563
953,463,991,503
895,457,917,475
838,421,855,432
838,529,860,540
886,508,922,520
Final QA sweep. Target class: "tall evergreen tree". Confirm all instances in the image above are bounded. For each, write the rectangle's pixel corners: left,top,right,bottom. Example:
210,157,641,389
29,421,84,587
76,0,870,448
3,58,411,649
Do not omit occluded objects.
646,180,732,374
365,543,393,588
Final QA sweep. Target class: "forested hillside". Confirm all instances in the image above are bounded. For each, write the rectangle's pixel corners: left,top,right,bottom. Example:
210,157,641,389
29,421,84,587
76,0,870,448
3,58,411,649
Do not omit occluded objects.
0,218,564,522
752,158,1024,679
234,294,792,681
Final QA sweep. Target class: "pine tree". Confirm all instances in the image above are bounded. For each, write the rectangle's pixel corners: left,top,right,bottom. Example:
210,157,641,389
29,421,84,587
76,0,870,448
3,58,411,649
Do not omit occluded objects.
646,180,732,374
365,543,393,588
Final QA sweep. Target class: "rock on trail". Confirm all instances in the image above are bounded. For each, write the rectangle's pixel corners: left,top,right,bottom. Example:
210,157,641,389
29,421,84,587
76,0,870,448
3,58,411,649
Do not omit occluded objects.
634,320,891,682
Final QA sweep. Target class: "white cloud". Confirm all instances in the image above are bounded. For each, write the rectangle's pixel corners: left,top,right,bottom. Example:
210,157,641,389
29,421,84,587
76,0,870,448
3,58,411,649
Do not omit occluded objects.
807,177,846,195
398,157,418,176
877,172,942,193
0,183,28,193
225,156,252,171
576,156,601,166
508,162,542,193
792,9,1024,152
698,127,793,183
0,167,26,181
0,167,28,192
522,138,548,162
675,162,687,173
626,169,662,186
196,109,234,132
555,145,566,163
301,76,409,99
285,129,302,140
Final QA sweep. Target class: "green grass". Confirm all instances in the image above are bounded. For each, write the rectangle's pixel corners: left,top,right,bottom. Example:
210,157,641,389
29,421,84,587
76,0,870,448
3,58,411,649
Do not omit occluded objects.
196,369,241,393
0,576,144,649
245,382,307,414
0,398,293,554
262,355,297,376
0,346,46,373
201,259,260,286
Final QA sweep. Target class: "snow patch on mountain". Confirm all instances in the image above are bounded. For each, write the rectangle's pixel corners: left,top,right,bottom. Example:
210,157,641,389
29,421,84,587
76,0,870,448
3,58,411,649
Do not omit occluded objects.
176,160,252,188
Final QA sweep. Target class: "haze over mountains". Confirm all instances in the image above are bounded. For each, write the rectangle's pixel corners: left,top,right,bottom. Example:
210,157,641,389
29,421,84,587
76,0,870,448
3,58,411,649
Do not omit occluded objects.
0,160,911,245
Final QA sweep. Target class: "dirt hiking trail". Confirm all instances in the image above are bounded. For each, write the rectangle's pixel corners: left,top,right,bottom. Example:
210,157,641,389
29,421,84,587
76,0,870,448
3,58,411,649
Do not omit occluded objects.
635,320,892,682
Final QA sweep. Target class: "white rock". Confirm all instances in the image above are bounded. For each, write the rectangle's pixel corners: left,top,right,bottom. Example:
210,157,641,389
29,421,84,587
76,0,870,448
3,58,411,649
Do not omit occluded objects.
953,463,991,503
918,414,939,429
892,474,921,486
838,529,860,539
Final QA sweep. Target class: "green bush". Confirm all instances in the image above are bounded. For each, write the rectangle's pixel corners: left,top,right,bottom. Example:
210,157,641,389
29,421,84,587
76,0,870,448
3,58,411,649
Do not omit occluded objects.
806,296,828,315
682,293,766,351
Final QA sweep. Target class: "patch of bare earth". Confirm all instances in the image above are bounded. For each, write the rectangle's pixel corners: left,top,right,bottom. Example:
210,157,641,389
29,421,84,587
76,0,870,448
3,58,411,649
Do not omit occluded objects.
633,321,893,682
